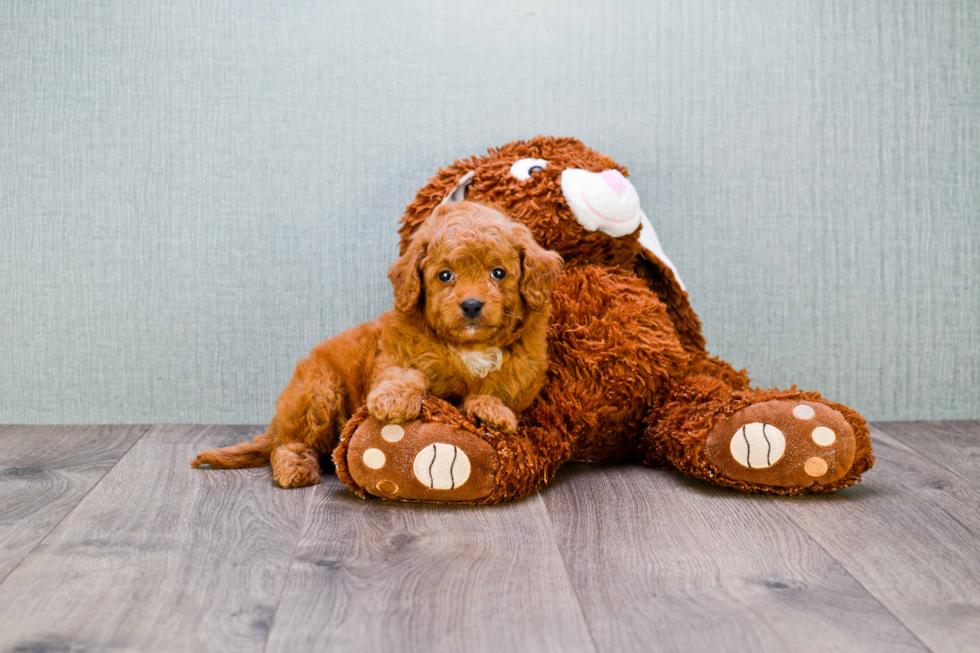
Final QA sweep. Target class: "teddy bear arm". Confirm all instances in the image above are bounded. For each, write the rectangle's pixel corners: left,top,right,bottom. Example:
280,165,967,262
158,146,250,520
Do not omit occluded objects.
531,264,690,463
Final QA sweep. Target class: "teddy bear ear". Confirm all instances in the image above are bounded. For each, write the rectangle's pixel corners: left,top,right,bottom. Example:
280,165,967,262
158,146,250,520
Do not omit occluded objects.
439,171,474,205
637,208,685,291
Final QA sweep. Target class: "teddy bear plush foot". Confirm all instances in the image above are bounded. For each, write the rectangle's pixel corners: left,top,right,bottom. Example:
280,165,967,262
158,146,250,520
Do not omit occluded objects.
340,415,500,502
704,400,857,490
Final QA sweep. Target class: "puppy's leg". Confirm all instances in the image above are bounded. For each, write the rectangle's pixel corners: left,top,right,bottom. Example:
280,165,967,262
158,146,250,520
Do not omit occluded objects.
268,363,346,488
366,366,427,424
464,395,518,433
270,440,321,489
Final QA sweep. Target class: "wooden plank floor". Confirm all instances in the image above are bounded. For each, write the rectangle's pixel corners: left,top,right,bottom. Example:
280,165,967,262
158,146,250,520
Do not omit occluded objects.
0,423,977,652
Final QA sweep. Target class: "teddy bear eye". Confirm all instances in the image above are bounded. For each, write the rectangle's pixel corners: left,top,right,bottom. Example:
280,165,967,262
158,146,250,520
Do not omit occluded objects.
438,270,453,282
509,158,549,182
491,268,506,280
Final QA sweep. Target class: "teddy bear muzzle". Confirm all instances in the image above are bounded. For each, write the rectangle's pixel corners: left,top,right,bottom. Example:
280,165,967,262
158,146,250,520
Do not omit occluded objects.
560,168,642,237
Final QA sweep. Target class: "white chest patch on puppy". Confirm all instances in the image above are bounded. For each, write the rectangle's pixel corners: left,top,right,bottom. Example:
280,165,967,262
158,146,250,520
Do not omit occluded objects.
451,346,503,378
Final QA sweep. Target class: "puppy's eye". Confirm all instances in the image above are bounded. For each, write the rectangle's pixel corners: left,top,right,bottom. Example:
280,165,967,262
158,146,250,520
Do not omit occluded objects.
509,158,549,182
491,268,506,280
438,270,453,283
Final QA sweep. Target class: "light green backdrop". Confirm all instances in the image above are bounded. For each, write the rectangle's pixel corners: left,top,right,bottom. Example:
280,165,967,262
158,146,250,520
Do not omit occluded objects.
2,0,978,423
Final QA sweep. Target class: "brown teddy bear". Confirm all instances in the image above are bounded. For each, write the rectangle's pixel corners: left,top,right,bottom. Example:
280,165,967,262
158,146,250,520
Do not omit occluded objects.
334,136,874,504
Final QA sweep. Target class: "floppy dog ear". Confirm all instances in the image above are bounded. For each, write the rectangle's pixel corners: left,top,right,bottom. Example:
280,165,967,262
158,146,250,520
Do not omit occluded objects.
388,228,428,313
512,222,564,311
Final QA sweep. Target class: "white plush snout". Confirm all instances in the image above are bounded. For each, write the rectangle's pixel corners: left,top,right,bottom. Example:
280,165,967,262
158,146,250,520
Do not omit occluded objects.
560,168,642,237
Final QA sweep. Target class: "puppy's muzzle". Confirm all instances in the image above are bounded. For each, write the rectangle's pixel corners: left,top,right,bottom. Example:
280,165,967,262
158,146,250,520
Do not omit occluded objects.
460,299,484,319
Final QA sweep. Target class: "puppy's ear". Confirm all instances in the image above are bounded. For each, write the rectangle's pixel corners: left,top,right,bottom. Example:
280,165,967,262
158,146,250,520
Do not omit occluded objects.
388,228,428,314
513,222,564,311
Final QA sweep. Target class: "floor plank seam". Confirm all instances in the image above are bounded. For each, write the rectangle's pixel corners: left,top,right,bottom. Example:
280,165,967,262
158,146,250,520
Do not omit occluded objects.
536,489,602,653
0,424,154,589
261,482,316,653
764,493,935,653
874,424,980,493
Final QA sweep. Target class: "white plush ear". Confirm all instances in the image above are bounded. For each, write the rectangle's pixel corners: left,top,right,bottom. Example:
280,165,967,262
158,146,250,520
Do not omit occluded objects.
440,171,474,205
638,208,685,290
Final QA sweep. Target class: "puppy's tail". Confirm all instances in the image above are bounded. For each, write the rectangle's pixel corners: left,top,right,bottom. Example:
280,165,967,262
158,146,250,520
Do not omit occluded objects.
191,432,273,469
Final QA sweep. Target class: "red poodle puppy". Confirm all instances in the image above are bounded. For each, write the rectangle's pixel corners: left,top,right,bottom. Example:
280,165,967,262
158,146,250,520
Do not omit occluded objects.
192,202,563,488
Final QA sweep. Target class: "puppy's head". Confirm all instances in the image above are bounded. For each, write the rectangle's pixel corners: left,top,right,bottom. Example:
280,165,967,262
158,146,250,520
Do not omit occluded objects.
388,202,563,345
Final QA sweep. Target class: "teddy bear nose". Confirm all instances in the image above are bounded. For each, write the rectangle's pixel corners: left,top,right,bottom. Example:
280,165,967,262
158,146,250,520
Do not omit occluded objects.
600,169,629,195
460,299,484,318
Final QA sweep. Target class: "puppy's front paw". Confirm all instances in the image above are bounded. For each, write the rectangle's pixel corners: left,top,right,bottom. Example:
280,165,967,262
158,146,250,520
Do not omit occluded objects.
464,395,518,433
367,382,423,424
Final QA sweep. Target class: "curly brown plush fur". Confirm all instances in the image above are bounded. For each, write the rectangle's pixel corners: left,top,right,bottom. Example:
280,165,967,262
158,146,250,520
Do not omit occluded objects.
333,136,874,503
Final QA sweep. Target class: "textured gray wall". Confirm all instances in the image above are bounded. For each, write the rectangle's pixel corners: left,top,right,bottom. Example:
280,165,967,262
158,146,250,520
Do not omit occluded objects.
1,0,978,424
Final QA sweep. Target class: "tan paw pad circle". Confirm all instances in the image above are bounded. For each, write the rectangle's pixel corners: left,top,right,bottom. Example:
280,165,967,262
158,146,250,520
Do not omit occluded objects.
376,479,398,495
811,426,836,446
729,423,786,469
413,443,471,490
804,457,829,477
362,448,386,469
381,424,405,442
792,404,815,420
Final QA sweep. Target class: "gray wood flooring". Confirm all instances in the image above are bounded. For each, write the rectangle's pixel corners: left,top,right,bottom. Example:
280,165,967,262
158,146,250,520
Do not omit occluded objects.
0,422,977,652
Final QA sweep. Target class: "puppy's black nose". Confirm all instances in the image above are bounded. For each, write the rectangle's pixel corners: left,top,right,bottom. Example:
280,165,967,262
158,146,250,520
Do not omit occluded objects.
460,299,484,318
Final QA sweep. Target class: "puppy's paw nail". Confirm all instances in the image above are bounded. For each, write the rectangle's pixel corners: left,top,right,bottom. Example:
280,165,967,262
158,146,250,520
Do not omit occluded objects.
366,390,422,424
485,415,518,433
468,408,518,433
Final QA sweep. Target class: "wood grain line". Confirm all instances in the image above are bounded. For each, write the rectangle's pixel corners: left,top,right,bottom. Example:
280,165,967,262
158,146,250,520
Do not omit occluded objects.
771,425,980,653
875,421,980,490
264,478,597,653
541,462,927,653
0,424,150,583
0,425,313,653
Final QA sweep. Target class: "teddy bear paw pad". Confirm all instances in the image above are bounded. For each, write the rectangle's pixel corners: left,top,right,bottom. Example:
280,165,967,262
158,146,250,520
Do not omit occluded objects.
705,400,856,489
346,418,498,502
413,443,471,490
